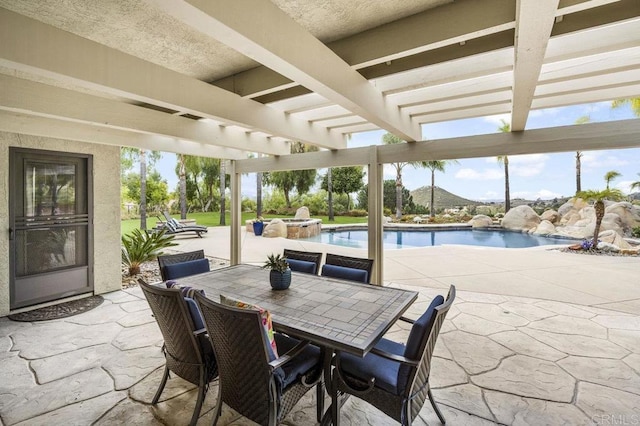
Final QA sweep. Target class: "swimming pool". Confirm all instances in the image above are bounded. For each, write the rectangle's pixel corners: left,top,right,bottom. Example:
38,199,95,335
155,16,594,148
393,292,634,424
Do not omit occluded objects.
306,228,576,249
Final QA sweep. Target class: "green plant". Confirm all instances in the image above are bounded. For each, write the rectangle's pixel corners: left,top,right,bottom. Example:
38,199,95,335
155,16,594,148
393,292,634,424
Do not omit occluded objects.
121,228,177,276
632,226,640,238
262,253,289,273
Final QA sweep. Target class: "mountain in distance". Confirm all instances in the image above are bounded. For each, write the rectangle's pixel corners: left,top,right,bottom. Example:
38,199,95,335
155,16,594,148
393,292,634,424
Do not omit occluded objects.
410,186,484,208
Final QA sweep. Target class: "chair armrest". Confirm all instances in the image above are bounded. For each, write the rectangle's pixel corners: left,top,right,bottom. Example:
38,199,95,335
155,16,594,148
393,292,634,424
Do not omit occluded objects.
398,316,415,324
193,328,206,336
370,346,419,366
268,339,312,370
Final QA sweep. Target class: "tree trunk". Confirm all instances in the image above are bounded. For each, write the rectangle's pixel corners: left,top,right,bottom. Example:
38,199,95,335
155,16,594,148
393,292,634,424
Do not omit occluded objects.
592,200,605,247
140,149,147,230
430,169,436,218
256,171,263,217
179,154,187,219
284,190,291,208
504,158,511,213
219,160,226,225
395,172,402,220
328,168,334,221
575,151,582,194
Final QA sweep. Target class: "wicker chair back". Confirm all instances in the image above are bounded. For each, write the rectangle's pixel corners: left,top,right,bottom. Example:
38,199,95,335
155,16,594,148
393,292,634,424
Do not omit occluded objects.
157,250,205,281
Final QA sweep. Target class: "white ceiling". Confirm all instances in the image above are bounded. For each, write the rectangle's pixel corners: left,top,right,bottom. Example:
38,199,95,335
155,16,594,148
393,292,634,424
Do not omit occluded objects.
0,0,639,158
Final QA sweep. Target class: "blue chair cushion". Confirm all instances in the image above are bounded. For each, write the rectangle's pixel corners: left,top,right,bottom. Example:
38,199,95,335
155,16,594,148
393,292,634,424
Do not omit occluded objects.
273,333,321,389
338,338,405,395
163,258,210,280
286,258,318,275
184,297,205,330
321,264,368,283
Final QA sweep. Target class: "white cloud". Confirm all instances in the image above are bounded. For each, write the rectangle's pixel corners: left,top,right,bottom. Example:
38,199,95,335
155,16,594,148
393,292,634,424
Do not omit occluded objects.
581,151,630,170
509,154,549,177
455,168,503,180
512,189,563,200
615,180,640,195
476,191,499,201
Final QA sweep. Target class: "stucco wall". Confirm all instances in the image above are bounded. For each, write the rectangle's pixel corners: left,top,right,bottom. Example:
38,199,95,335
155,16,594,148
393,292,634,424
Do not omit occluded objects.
0,132,121,316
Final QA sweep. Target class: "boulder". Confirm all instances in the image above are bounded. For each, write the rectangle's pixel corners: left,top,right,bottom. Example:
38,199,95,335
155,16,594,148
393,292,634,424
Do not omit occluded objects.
605,202,640,232
540,209,561,224
294,206,310,219
383,216,392,225
600,213,624,235
532,220,556,236
558,198,589,217
262,219,287,238
413,216,424,223
502,205,541,231
468,215,493,228
597,230,632,249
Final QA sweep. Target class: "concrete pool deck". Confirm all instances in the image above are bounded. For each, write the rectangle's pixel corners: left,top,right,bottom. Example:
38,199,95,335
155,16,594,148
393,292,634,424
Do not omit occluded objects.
1,226,638,425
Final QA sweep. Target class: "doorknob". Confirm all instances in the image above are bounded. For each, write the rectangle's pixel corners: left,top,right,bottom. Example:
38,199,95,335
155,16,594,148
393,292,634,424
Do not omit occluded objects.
9,227,14,240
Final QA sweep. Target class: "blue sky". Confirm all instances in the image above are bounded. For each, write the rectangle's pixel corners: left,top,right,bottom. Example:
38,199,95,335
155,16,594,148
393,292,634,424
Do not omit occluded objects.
156,101,639,202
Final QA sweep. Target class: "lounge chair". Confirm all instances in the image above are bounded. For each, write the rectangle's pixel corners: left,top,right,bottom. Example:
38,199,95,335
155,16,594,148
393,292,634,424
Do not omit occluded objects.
159,211,208,238
329,286,456,425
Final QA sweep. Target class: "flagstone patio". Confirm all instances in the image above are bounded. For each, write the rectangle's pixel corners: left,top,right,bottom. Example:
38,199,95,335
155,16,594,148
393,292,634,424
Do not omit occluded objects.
2,271,639,425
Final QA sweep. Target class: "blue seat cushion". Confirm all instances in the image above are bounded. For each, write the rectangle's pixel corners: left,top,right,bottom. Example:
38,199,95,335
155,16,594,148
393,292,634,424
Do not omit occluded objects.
321,264,368,283
163,258,210,280
273,333,321,389
338,338,405,395
184,297,205,330
286,258,318,275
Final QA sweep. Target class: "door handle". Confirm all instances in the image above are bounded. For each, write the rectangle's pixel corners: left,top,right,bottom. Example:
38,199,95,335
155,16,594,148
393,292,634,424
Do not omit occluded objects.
9,227,14,241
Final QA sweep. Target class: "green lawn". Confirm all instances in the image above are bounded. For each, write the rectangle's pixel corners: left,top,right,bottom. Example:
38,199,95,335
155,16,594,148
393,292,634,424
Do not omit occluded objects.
121,212,367,235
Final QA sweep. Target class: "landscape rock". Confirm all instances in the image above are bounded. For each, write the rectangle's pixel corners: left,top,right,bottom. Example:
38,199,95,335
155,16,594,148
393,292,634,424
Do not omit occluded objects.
532,220,556,235
383,216,392,224
468,215,493,228
606,202,640,232
294,206,310,219
262,218,287,238
597,230,632,249
502,205,541,231
540,209,561,224
413,216,424,223
558,198,589,218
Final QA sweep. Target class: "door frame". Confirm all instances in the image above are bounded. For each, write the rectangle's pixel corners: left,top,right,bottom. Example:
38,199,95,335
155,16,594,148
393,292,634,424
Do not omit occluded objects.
8,147,94,310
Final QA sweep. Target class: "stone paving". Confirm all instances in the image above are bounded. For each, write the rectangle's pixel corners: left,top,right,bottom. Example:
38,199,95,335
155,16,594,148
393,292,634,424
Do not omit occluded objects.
2,280,639,425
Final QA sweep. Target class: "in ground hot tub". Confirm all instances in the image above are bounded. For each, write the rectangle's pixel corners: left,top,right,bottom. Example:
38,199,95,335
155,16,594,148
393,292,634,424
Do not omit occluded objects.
245,218,322,239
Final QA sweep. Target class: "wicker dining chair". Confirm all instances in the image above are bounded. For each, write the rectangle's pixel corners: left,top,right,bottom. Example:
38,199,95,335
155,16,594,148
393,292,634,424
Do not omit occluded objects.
330,286,456,425
321,253,375,283
193,292,324,426
283,249,323,275
138,279,218,426
157,249,206,281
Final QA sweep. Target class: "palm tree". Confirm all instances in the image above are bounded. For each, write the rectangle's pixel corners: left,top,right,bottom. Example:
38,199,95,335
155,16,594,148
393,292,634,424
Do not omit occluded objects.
382,133,412,220
574,115,590,194
419,160,458,218
630,173,640,193
497,119,511,212
604,170,621,189
612,98,640,117
577,171,624,248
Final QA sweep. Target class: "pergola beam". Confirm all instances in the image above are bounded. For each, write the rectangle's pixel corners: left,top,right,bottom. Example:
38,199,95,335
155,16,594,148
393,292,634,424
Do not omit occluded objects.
0,111,247,159
511,0,560,131
157,0,421,141
0,75,290,156
0,8,345,150
236,119,640,173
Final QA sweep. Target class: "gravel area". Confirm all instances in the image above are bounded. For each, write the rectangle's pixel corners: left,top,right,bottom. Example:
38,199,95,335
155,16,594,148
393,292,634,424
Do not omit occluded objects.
121,254,230,289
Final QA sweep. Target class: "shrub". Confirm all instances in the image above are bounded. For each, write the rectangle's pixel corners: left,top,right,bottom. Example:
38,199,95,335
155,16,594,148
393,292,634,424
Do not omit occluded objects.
632,226,640,238
121,229,177,276
346,209,368,217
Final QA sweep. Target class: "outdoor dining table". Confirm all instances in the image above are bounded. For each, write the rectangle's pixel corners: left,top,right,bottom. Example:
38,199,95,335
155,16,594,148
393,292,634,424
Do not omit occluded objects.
175,263,419,425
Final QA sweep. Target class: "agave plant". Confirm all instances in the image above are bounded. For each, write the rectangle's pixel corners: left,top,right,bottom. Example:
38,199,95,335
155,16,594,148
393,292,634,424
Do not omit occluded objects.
122,228,177,276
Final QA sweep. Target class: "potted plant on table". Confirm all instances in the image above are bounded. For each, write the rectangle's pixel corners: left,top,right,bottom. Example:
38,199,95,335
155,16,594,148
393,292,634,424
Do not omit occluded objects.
263,253,291,290
252,216,265,236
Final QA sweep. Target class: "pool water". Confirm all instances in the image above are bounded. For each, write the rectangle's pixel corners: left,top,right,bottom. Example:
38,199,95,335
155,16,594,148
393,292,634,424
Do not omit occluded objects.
306,229,576,249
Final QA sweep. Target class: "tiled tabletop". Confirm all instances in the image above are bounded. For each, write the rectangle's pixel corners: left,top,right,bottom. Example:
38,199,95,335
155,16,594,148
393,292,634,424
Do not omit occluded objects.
179,264,418,357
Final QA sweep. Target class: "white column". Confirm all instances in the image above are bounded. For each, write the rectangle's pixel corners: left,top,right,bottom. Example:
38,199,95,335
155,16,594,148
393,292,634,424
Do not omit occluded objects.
367,146,384,285
229,160,241,265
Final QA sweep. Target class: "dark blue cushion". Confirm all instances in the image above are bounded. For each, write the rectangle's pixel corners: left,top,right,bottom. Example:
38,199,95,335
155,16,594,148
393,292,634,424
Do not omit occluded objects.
184,297,205,330
286,258,317,275
163,258,210,280
338,338,405,395
273,334,321,389
321,264,368,283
